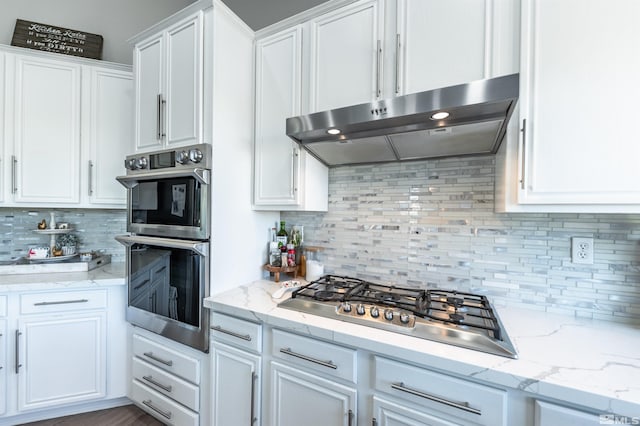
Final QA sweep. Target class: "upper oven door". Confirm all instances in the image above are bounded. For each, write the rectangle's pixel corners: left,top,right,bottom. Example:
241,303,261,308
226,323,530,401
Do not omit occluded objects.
117,168,210,240
116,234,210,352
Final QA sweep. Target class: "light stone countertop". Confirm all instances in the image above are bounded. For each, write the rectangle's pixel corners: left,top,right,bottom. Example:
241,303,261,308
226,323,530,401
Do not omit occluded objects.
205,279,640,419
0,262,125,291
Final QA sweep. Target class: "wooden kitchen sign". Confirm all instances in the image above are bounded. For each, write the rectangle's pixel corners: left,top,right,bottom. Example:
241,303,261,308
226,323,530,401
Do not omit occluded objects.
11,19,103,60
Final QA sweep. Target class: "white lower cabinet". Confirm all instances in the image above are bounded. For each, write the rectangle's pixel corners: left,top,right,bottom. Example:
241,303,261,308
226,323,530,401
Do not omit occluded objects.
129,330,208,426
534,400,602,426
0,286,126,425
210,312,263,426
372,395,463,426
269,362,357,426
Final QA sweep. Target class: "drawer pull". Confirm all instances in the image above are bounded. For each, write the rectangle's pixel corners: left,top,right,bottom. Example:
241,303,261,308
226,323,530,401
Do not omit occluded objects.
391,382,481,415
155,265,167,274
134,279,150,290
142,351,173,366
280,347,337,370
211,325,252,341
34,298,88,306
142,375,172,392
250,372,257,425
142,399,172,420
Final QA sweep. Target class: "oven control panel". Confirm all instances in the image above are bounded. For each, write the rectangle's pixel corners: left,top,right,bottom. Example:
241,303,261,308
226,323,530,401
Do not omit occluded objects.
123,144,212,173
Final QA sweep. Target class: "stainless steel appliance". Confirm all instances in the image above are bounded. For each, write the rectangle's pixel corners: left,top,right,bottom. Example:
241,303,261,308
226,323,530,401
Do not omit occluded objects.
286,73,519,167
116,144,211,240
278,275,517,359
116,144,211,352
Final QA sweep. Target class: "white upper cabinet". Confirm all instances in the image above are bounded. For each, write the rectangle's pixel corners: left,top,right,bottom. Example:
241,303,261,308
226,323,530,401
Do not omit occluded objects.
496,0,640,212
84,67,133,206
134,11,203,152
253,26,329,211
9,54,82,204
308,0,383,112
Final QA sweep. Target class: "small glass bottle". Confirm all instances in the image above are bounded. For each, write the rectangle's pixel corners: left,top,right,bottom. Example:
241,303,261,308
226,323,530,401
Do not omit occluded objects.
276,221,288,248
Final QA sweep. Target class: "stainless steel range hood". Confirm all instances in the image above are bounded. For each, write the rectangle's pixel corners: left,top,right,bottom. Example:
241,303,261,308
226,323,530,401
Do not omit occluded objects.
286,73,519,167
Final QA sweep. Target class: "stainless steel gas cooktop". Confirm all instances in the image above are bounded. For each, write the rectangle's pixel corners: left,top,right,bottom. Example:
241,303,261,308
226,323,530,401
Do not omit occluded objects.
278,275,517,359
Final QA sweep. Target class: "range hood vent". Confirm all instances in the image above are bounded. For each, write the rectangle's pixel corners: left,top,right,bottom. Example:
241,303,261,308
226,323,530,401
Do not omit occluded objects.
286,73,519,167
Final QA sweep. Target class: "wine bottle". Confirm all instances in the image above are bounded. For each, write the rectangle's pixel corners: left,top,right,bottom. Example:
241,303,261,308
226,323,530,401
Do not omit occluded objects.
276,221,288,248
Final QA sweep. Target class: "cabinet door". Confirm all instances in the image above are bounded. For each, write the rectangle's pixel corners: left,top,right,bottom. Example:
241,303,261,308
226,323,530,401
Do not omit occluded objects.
397,0,490,95
87,67,132,206
165,12,203,148
134,33,164,152
534,400,601,426
373,396,463,426
17,313,106,411
0,52,5,204
0,319,6,416
12,55,81,204
212,343,261,426
254,26,303,207
518,0,640,205
269,362,356,426
309,0,382,112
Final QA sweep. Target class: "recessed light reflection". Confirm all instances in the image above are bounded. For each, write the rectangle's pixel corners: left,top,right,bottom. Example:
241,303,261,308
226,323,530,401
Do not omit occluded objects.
430,111,450,120
327,128,341,135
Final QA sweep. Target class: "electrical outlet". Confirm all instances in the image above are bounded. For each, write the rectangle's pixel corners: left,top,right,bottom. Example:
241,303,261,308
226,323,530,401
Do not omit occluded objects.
571,237,594,264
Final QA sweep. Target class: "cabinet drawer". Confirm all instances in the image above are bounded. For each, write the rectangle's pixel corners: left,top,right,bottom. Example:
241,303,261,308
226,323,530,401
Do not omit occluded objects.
131,379,198,426
20,289,107,314
271,329,356,383
374,356,506,426
0,295,6,317
132,334,200,384
210,312,262,353
132,357,199,411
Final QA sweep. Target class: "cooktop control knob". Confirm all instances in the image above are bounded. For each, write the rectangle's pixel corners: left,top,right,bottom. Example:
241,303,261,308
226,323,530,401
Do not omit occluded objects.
356,304,366,315
399,312,410,324
136,157,148,169
176,150,190,164
189,148,203,163
384,309,394,321
370,306,380,318
342,302,352,313
125,159,137,170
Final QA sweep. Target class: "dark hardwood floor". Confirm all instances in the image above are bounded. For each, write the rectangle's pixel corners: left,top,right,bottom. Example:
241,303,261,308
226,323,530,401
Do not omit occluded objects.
19,404,165,426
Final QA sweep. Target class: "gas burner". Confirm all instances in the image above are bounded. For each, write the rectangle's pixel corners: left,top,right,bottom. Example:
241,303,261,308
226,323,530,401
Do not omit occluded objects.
448,312,465,323
314,290,343,302
445,296,465,308
374,292,401,303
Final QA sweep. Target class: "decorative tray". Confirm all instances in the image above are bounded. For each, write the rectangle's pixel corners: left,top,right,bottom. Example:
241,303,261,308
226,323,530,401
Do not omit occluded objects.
26,254,78,263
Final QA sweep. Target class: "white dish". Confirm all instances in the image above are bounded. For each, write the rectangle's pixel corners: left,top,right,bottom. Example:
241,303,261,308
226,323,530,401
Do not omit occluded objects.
26,254,78,263
272,280,302,299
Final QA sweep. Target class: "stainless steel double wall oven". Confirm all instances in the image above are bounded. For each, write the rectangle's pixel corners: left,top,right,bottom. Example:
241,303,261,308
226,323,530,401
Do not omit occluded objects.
117,144,211,352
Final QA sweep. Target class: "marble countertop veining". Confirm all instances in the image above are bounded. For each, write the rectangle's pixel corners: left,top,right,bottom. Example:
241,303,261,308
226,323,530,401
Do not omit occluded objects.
204,279,640,418
0,262,125,291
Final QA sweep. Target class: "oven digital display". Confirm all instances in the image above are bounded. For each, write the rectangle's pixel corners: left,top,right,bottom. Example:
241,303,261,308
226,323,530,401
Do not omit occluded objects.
149,151,175,169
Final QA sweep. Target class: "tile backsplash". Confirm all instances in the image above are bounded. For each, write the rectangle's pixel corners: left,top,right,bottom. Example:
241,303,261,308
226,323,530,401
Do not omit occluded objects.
282,156,640,324
0,208,126,262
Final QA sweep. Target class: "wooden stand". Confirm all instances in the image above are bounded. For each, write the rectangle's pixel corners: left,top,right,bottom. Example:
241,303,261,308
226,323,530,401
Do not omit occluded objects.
263,264,298,283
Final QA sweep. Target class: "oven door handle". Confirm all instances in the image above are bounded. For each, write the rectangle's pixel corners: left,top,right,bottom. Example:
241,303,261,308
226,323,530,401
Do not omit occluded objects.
116,168,210,189
115,235,209,257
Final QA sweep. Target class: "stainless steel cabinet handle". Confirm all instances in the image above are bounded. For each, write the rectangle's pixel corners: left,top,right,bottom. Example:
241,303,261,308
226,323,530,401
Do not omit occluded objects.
156,94,162,140
11,156,17,194
372,418,377,426
520,118,527,190
88,160,94,196
211,325,252,342
142,375,172,392
15,330,22,374
250,372,257,425
348,409,354,426
142,399,172,420
376,40,382,98
34,299,88,306
395,34,401,94
142,351,173,366
280,347,337,370
391,382,481,415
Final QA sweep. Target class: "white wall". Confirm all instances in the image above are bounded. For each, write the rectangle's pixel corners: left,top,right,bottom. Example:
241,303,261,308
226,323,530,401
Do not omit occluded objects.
0,0,196,64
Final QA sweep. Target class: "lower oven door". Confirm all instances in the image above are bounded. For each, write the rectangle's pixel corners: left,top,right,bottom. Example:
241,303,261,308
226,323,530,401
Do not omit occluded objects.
116,235,209,352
